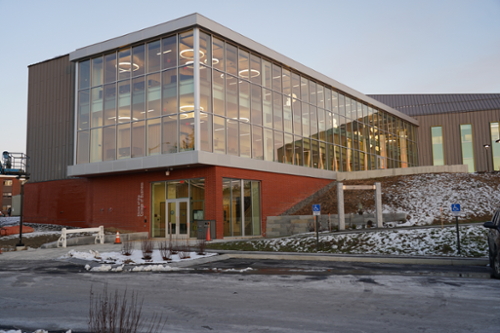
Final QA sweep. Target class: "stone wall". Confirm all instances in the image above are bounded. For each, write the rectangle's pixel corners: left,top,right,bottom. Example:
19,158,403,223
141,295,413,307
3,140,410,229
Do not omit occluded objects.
266,212,408,238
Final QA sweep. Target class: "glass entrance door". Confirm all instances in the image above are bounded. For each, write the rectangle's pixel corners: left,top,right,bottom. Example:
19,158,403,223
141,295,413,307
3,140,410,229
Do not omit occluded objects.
167,199,189,238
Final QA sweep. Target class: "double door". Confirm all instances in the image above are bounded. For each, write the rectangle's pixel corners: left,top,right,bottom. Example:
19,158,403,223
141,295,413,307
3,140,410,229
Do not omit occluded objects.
167,199,189,237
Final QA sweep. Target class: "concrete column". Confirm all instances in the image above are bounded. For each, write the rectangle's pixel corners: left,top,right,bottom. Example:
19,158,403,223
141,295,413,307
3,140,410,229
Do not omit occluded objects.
337,182,345,230
375,182,383,228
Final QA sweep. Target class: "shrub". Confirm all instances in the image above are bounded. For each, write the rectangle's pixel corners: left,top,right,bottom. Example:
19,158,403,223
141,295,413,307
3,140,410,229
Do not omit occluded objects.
89,285,166,333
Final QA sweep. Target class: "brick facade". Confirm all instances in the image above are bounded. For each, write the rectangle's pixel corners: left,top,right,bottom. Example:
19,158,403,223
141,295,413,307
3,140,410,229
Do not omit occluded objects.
23,166,332,238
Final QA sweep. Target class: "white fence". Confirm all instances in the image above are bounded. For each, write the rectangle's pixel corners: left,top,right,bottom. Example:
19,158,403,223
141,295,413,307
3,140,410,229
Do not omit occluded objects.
57,226,104,248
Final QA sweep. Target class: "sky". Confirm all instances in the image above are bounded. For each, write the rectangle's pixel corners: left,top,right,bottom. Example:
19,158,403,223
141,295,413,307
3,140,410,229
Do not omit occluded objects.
0,0,499,154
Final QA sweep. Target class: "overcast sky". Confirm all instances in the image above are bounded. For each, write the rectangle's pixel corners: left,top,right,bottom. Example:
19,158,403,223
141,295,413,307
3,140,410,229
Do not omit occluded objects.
1,0,499,154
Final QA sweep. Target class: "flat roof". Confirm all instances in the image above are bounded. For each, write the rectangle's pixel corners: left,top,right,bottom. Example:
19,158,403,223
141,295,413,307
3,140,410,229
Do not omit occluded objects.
69,13,418,125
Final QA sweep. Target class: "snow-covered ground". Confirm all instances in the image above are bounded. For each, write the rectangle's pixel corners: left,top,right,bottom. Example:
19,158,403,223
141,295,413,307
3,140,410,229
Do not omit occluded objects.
64,248,218,272
380,173,500,225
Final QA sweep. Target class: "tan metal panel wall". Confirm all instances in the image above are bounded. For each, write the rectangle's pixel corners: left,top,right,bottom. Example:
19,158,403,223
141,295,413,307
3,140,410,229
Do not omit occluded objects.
27,55,75,182
414,109,500,171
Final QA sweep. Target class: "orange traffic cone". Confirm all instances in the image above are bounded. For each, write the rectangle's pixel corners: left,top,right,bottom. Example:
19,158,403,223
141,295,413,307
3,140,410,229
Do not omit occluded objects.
205,227,211,241
114,231,122,244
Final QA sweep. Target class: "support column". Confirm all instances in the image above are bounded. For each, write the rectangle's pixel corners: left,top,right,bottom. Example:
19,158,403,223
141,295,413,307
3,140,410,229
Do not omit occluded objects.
375,182,383,228
337,182,345,230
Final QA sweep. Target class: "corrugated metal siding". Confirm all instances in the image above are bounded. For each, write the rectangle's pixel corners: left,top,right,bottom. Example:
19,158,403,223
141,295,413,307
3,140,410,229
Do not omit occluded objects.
367,94,500,117
27,55,75,182
413,109,500,171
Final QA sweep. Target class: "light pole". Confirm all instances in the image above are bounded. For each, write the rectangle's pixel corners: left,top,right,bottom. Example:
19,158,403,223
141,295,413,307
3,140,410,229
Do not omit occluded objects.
483,144,491,172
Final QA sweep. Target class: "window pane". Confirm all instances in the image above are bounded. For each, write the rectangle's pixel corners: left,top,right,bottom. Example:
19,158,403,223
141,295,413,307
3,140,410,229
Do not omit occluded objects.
104,53,117,84
200,31,212,67
282,69,291,96
118,48,131,81
117,80,131,123
200,65,212,113
262,60,272,89
179,66,194,114
491,122,500,171
117,123,131,159
273,91,282,131
132,77,145,120
132,45,145,77
200,112,213,152
263,88,272,128
179,112,194,151
300,77,308,103
147,40,161,73
213,69,225,116
250,54,261,85
179,31,194,67
212,37,225,72
91,86,103,127
104,84,116,126
251,84,262,126
460,124,474,172
264,128,273,162
225,43,237,76
292,100,301,136
302,102,310,138
238,49,249,80
162,68,178,115
283,95,292,134
239,80,250,122
90,128,102,163
79,60,90,90
226,75,238,119
162,115,178,153
147,118,161,156
227,119,238,156
146,73,161,118
294,135,303,166
274,130,283,163
162,35,178,69
309,81,316,106
214,116,226,154
131,121,145,158
103,126,116,161
272,64,281,92
77,130,90,164
252,125,263,160
240,122,251,158
284,133,293,164
92,57,103,87
78,90,90,130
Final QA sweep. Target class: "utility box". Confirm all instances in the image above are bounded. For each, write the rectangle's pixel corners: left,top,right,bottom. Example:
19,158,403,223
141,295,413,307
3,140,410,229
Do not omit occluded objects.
196,220,215,240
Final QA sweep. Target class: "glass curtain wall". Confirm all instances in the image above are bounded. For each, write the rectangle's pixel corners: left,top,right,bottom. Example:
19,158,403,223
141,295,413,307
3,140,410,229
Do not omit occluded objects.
76,27,417,171
223,178,261,237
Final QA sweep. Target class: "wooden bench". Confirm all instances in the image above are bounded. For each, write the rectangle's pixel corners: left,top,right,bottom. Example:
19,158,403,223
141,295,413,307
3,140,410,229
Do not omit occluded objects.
57,226,105,248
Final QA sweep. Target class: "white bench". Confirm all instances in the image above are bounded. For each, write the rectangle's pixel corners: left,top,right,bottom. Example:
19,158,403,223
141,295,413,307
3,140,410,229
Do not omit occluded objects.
57,226,105,248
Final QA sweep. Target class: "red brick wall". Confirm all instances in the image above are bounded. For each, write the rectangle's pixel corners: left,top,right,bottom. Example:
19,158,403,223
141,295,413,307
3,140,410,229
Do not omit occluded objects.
24,166,332,237
24,179,89,226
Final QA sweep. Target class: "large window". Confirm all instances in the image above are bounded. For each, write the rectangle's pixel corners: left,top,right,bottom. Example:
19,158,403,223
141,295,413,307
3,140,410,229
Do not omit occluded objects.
76,28,418,171
151,178,205,238
223,178,261,237
491,122,500,171
460,124,475,172
431,126,444,166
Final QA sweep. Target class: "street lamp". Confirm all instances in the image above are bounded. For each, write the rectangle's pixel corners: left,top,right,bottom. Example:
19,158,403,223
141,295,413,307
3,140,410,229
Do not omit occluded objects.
483,144,491,172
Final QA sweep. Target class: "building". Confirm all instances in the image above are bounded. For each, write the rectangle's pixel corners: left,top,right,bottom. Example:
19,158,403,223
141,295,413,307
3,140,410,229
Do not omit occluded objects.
0,176,21,216
369,94,500,172
25,13,418,239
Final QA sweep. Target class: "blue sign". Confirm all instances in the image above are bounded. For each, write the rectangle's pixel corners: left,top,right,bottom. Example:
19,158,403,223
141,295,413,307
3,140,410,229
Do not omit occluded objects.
312,204,321,216
451,204,461,216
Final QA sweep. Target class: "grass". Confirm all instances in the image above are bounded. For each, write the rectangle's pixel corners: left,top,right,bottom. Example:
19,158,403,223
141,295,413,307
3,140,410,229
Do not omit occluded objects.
206,225,489,258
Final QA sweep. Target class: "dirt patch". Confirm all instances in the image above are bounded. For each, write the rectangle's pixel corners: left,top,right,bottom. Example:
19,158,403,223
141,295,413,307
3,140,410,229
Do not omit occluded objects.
0,234,61,251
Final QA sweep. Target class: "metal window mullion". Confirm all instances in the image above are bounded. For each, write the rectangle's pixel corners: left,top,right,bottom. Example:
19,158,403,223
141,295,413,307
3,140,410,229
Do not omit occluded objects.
194,28,201,151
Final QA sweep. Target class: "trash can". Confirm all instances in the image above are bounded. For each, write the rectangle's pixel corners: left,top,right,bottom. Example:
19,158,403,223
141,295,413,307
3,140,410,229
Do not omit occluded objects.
196,220,215,240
